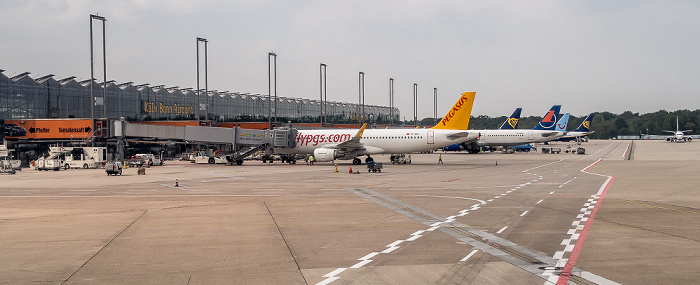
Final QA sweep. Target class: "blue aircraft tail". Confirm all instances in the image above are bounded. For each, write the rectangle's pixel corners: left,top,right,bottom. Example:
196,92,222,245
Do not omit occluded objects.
532,105,561,131
556,113,570,132
498,108,522,130
572,113,593,132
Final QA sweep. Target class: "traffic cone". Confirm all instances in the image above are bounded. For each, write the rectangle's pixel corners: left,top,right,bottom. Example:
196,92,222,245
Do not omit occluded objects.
175,179,179,187
349,167,353,173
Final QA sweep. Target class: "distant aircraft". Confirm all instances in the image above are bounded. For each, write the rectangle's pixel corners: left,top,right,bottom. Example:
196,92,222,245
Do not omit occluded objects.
553,113,594,142
275,92,480,164
444,105,564,153
664,117,692,142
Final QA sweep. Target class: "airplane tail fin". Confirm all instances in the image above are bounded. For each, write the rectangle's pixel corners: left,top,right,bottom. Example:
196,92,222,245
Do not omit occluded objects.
531,105,561,131
431,92,476,130
572,113,593,132
499,108,522,130
556,113,570,132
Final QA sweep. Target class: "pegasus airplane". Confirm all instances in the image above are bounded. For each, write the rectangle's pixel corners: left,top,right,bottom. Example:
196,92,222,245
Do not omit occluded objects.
275,92,480,164
554,113,595,142
664,117,692,142
445,105,565,153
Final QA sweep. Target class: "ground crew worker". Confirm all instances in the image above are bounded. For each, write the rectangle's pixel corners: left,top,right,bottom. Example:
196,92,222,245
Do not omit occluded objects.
308,155,314,166
438,154,443,164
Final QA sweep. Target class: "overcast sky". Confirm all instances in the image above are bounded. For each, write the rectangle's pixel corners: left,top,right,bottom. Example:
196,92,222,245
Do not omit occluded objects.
2,0,699,119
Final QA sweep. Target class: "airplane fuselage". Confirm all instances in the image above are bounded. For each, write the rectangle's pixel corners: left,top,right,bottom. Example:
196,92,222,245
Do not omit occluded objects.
468,129,562,148
276,128,478,157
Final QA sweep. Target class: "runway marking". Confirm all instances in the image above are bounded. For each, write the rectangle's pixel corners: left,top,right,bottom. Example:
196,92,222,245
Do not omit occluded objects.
497,226,508,234
537,199,544,204
325,188,615,285
544,158,618,285
622,141,632,158
558,177,577,188
460,249,479,262
316,189,492,285
520,211,529,217
411,195,486,204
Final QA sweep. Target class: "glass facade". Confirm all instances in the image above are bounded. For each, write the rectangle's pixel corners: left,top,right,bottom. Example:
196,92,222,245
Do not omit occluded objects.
0,70,399,124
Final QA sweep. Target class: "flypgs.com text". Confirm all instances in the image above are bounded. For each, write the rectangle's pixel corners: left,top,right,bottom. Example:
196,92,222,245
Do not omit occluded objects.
296,132,352,146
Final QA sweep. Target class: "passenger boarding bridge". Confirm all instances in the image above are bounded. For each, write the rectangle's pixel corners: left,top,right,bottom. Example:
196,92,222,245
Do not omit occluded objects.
116,120,297,164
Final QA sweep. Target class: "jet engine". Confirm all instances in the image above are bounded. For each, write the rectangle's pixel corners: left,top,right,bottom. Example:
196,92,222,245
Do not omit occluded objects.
313,148,339,162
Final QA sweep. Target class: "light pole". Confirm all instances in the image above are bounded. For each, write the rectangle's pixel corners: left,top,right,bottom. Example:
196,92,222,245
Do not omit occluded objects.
389,78,394,126
320,63,327,125
359,71,365,125
196,37,208,122
434,88,438,126
268,52,277,129
89,14,106,125
413,83,418,126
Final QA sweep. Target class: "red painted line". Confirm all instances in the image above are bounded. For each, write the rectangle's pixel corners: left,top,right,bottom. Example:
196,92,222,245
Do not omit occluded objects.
557,160,614,285
622,141,631,158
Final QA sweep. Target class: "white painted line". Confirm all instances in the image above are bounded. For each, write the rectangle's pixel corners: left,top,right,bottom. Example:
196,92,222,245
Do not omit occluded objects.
386,240,404,247
411,230,426,236
460,249,479,262
536,199,544,204
405,235,422,241
496,226,508,234
381,246,399,253
323,268,348,278
549,191,556,195
520,211,528,217
350,259,373,269
359,252,380,260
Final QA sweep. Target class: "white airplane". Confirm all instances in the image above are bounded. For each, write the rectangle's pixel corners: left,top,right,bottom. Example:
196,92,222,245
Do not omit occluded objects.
274,92,480,164
664,117,692,142
449,106,569,153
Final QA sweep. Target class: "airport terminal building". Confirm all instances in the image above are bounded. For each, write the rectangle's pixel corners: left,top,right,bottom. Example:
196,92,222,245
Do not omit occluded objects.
0,69,398,124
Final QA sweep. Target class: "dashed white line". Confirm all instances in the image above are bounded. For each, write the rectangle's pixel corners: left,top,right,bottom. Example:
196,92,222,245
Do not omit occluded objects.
536,199,544,204
460,249,479,262
520,211,528,217
496,226,508,234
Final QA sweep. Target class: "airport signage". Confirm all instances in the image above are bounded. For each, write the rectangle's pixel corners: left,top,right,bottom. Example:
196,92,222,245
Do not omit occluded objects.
4,119,94,139
144,101,194,115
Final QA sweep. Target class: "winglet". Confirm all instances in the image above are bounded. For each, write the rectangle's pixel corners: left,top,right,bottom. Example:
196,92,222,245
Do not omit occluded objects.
355,123,367,138
431,92,476,130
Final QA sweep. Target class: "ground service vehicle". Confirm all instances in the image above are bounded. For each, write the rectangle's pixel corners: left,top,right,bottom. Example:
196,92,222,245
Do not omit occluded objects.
105,161,123,175
61,147,107,169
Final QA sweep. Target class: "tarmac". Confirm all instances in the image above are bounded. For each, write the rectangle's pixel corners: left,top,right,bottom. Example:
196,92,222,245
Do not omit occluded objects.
1,139,698,284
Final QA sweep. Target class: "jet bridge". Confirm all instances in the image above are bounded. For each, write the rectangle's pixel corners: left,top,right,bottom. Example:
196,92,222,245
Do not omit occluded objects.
115,121,297,163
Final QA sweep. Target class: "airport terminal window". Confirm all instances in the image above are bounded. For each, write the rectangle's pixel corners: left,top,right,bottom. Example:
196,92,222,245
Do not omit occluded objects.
0,70,397,122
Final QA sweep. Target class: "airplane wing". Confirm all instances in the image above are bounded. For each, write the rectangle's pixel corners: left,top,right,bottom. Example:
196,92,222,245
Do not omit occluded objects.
334,123,367,150
446,131,474,140
541,131,560,138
